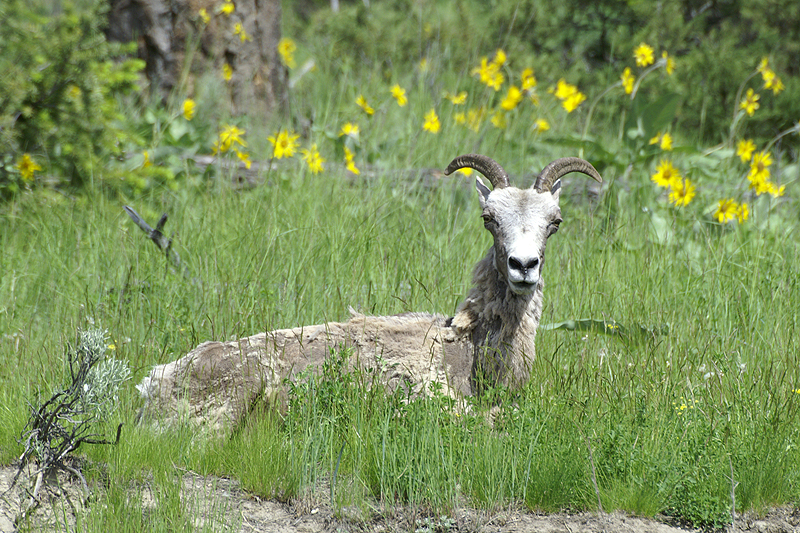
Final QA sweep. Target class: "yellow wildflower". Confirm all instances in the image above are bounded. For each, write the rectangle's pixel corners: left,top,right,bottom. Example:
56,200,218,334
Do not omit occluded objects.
267,130,300,159
457,168,473,176
234,149,252,169
621,67,635,94
199,8,210,24
338,122,359,138
390,85,407,106
142,151,152,168
278,38,297,69
465,107,485,132
445,91,467,105
553,78,578,100
419,58,430,72
500,86,523,111
740,88,760,116
533,118,550,132
454,112,466,125
714,199,738,224
471,57,504,91
216,124,246,153
490,111,507,129
493,49,507,66
668,178,695,207
634,43,655,67
765,181,785,198
234,22,251,42
649,132,673,151
423,108,441,133
301,144,325,174
521,68,537,91
17,153,42,181
222,63,233,81
736,139,756,163
551,79,586,112
219,1,234,16
737,203,749,222
757,57,770,73
661,51,676,75
182,98,196,120
762,68,785,95
562,91,586,113
344,146,360,175
651,159,681,188
748,150,772,189
356,94,374,115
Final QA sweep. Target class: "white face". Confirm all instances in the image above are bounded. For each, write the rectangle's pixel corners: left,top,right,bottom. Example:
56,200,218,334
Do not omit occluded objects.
476,178,562,295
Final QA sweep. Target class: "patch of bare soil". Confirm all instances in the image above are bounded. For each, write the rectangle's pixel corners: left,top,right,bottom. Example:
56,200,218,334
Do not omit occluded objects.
1,464,798,532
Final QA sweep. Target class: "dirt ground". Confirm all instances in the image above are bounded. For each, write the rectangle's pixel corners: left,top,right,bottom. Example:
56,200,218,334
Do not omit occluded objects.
1,463,798,532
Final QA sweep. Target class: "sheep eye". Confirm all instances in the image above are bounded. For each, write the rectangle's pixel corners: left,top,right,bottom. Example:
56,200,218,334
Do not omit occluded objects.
548,218,562,234
481,213,495,224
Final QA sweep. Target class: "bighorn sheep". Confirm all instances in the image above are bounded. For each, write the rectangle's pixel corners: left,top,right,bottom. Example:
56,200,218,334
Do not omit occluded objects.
137,154,602,432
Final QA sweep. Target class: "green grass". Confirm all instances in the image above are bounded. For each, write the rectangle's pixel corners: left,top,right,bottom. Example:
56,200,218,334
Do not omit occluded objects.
2,164,799,530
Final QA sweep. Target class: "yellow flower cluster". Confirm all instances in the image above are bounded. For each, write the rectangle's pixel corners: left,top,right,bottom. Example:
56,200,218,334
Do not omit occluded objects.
423,109,441,133
650,159,696,207
390,85,407,107
552,79,586,113
182,99,196,121
267,130,300,160
339,122,359,139
234,22,251,42
747,150,784,197
444,91,467,105
619,43,676,101
16,153,42,182
740,88,759,116
673,396,698,415
758,57,785,95
213,124,252,168
649,132,673,151
301,144,325,174
621,67,635,94
454,108,485,133
633,43,654,67
344,146,359,175
278,38,297,69
714,198,749,224
471,49,506,91
356,94,374,116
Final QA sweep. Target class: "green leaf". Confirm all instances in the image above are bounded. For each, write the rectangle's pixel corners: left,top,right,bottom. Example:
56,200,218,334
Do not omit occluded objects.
628,93,681,140
541,319,669,342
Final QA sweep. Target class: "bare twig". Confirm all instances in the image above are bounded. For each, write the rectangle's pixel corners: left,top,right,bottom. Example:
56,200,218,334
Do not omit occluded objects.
123,206,193,280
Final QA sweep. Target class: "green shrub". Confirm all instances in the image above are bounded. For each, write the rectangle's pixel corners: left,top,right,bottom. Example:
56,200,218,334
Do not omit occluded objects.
0,0,144,198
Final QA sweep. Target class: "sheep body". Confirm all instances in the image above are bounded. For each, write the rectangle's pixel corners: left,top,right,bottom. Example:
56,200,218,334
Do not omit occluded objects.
137,311,473,432
137,154,601,432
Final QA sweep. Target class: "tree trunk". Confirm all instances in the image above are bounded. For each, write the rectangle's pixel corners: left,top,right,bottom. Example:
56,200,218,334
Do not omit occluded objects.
106,0,288,116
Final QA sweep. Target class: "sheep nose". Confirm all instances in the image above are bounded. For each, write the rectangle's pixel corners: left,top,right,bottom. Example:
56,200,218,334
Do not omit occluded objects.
508,255,539,276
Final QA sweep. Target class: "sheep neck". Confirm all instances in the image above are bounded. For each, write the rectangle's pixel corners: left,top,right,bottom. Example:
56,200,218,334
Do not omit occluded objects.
451,248,542,391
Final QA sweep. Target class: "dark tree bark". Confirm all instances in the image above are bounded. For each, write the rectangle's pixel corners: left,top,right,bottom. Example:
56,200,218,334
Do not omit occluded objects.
106,0,288,116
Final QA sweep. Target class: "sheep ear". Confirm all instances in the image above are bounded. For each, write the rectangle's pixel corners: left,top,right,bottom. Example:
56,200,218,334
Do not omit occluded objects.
475,177,492,208
550,179,562,201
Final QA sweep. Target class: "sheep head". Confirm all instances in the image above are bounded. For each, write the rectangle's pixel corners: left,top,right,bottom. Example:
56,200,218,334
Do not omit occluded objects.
445,154,602,296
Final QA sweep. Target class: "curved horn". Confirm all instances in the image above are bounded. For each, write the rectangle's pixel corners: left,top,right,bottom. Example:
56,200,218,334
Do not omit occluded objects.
534,157,602,193
444,154,510,189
